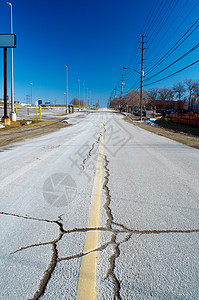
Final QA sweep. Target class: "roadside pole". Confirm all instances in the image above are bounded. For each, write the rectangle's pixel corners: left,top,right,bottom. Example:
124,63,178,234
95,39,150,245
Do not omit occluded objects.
3,47,8,121
66,65,68,113
139,34,146,121
36,106,38,121
7,2,16,121
39,106,42,120
0,34,16,125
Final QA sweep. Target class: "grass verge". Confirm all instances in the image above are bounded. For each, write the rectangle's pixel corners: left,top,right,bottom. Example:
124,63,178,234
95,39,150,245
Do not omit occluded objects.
0,120,70,147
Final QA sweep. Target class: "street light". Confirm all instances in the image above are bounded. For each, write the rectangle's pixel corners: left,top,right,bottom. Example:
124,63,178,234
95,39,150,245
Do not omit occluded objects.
30,83,32,105
7,2,16,121
123,66,141,75
65,65,68,113
123,66,144,121
78,79,80,111
64,92,66,106
87,88,89,107
83,81,84,108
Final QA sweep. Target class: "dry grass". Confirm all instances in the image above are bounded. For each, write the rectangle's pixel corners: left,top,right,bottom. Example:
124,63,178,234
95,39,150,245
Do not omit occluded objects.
0,120,70,147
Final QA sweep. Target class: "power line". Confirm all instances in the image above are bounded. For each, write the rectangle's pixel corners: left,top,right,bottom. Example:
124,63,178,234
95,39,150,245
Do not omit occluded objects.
127,0,160,75
145,44,199,81
126,1,172,84
146,0,195,61
145,19,199,75
141,0,158,34
147,0,179,46
143,60,199,87
127,0,184,86
145,0,165,36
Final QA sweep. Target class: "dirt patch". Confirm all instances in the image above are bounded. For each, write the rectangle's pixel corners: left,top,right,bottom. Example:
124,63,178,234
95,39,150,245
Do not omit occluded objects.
123,115,199,150
0,120,71,147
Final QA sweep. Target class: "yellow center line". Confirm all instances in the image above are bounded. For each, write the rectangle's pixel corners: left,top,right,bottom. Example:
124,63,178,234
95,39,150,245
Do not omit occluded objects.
76,116,104,300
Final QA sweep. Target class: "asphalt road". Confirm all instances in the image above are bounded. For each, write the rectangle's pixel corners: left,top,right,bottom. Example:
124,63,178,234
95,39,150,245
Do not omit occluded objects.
0,109,198,299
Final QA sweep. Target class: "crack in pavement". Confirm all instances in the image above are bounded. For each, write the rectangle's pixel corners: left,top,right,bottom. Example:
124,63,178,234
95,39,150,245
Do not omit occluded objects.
1,210,198,299
81,133,102,169
101,154,199,300
103,155,122,300
1,119,198,299
1,123,199,299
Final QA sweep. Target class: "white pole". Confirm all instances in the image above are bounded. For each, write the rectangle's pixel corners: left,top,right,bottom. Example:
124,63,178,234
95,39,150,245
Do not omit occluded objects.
78,79,80,111
7,2,16,121
66,65,68,113
30,83,32,105
83,81,84,108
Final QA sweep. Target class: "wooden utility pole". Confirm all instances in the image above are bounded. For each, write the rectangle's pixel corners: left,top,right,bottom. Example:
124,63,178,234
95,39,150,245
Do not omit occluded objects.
121,75,124,98
114,87,116,98
139,34,146,121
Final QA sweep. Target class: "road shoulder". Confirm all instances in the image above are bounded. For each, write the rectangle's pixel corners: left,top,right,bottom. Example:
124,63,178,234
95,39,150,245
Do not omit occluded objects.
123,115,199,150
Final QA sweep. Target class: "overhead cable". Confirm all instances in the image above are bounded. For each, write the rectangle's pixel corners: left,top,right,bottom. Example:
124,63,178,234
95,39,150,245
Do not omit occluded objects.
145,44,199,81
143,60,199,87
145,19,199,75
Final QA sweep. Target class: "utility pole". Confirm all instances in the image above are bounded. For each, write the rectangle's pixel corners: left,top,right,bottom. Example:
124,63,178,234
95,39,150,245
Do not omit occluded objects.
83,81,84,108
87,88,89,107
78,79,80,111
120,75,124,110
121,75,124,98
30,83,32,105
114,87,116,98
65,65,68,113
139,34,146,121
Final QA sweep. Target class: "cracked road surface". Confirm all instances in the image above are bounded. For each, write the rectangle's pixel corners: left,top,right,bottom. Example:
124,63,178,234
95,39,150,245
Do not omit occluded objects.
0,109,198,299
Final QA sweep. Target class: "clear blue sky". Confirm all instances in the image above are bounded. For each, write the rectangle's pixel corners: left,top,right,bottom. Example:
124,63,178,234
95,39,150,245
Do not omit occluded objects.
0,0,198,107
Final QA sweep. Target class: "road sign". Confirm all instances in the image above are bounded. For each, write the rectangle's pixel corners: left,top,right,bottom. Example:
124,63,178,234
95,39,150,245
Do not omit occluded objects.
0,34,16,48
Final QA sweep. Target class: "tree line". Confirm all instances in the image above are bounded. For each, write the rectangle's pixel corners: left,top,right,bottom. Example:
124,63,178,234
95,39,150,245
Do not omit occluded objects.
70,98,99,108
110,79,199,111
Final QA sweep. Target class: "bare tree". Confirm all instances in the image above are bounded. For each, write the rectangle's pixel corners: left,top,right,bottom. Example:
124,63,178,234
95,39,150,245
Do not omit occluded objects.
110,97,120,108
71,98,85,106
173,82,185,101
167,89,174,101
146,88,158,102
158,88,172,101
71,98,79,105
192,81,199,104
123,89,140,108
184,79,198,106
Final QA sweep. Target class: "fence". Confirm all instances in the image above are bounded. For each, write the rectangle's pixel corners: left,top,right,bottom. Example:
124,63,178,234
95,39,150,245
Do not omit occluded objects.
170,113,199,127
